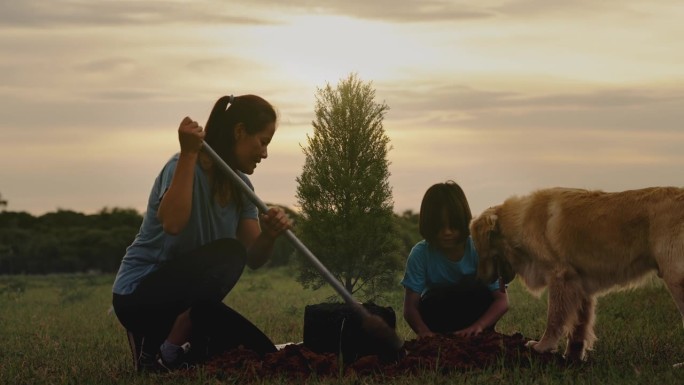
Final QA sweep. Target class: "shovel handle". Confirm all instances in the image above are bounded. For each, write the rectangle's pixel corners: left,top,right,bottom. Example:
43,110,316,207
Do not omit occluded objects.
201,141,370,317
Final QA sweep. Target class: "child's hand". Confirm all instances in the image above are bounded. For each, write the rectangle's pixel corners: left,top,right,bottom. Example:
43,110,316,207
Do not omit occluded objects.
417,331,436,339
453,323,484,338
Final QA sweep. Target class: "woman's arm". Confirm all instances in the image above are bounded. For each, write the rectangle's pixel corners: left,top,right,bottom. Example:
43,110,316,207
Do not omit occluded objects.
237,207,292,269
158,117,205,235
454,289,509,337
403,288,435,339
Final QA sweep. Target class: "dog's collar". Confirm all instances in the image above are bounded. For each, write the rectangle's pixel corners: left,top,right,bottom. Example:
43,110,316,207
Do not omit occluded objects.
488,231,507,293
495,256,506,293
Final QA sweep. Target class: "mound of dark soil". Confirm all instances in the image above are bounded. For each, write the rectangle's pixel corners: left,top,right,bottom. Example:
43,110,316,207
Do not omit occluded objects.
200,331,566,380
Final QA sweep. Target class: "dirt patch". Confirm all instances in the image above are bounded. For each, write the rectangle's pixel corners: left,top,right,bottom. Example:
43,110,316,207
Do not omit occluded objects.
200,331,566,380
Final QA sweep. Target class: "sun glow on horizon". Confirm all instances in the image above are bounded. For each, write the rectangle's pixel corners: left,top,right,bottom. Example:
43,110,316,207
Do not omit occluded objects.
239,14,449,86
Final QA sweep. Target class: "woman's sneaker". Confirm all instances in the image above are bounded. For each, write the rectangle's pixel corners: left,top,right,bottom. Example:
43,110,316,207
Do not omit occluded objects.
158,342,193,371
138,351,165,372
126,330,167,373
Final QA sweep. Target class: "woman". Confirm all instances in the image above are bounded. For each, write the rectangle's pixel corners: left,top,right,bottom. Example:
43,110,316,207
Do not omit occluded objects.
401,181,509,339
112,94,292,372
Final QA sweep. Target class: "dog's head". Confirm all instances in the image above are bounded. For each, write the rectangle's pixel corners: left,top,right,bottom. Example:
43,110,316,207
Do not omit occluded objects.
470,206,515,285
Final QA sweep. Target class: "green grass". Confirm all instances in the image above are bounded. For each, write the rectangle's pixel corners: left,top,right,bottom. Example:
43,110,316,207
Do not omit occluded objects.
1,269,684,384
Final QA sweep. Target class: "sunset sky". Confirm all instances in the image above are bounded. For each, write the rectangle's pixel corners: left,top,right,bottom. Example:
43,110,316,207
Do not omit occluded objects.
1,0,683,217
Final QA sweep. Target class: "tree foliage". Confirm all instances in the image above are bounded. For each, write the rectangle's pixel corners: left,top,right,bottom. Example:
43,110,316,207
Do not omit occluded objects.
0,192,7,210
295,73,403,301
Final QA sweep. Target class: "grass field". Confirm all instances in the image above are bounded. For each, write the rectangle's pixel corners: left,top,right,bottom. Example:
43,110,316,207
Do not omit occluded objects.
2,267,684,384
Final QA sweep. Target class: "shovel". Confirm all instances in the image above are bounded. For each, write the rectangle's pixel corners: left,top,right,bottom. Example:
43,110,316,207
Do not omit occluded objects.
202,141,405,356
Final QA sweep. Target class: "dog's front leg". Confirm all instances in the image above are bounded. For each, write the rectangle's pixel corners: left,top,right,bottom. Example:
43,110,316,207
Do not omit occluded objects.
527,273,583,355
564,295,597,362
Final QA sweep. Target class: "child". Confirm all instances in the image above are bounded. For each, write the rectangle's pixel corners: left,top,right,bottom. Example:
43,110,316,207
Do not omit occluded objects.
401,181,509,339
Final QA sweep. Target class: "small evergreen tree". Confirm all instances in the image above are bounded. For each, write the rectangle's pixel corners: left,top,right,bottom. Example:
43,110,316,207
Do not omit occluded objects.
295,73,402,301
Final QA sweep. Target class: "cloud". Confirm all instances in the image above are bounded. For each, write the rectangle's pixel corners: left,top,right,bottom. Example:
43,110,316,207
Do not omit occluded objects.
239,0,683,24
378,80,684,133
245,0,493,23
0,1,276,27
3,0,680,30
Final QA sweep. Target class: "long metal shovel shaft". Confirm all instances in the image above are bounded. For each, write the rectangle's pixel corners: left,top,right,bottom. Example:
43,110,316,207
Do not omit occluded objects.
202,141,371,318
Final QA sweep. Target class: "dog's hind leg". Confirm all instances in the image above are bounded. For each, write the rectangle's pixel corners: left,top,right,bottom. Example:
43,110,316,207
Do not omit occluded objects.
527,271,584,354
564,295,597,362
660,272,684,368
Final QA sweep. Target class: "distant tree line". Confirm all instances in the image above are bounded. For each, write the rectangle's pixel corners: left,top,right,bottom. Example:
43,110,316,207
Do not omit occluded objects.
0,208,142,274
0,206,420,275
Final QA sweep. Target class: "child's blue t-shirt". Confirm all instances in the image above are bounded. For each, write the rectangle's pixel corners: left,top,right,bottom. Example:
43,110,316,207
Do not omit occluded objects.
400,237,500,295
112,153,258,295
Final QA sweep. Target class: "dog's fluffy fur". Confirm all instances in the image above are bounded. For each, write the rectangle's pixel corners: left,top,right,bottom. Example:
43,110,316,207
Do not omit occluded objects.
470,186,684,362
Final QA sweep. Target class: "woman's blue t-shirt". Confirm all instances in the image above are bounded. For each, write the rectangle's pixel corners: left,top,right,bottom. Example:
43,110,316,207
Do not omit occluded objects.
112,154,258,295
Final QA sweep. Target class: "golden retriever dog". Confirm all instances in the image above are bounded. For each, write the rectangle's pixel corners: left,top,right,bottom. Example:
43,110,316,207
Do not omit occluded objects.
470,186,684,363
